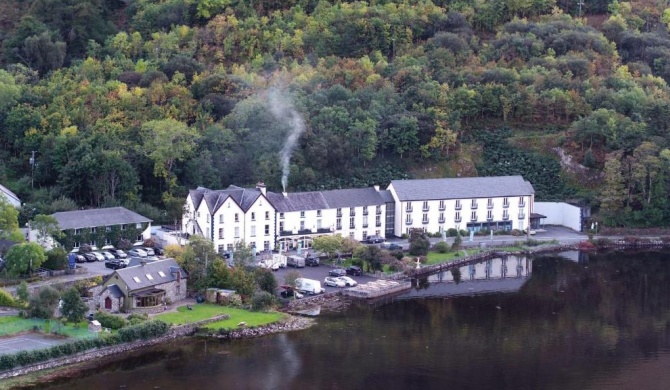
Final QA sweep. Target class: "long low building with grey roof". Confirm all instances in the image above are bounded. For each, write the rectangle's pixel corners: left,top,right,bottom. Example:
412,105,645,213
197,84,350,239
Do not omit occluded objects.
183,176,537,253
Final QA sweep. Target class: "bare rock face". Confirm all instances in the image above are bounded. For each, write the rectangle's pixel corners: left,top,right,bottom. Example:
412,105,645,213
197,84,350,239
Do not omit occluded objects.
553,147,602,184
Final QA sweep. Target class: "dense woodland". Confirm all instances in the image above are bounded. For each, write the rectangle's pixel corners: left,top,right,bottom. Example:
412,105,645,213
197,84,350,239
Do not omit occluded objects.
0,0,669,228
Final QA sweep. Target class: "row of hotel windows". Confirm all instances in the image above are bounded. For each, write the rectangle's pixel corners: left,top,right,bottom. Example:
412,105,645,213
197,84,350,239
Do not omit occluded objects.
405,197,526,212
200,211,272,223
73,234,144,248
218,241,272,254
218,225,271,239
73,223,143,235
199,207,385,223
405,210,527,224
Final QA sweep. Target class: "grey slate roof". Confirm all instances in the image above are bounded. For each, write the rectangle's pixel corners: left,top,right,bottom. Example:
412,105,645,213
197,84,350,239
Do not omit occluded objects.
191,185,263,213
266,191,329,212
114,258,186,292
390,176,534,201
106,284,124,298
320,188,385,208
378,190,395,204
52,207,152,230
0,183,20,205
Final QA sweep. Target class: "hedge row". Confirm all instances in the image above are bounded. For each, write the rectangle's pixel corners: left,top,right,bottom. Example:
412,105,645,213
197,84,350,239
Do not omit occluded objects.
0,320,170,371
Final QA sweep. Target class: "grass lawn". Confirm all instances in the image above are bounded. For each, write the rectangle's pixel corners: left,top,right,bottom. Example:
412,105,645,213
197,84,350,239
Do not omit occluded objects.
203,308,285,330
425,249,484,265
0,316,93,339
155,303,229,325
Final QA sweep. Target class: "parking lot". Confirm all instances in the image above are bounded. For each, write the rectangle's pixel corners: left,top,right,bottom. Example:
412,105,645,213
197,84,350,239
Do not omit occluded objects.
0,333,72,356
272,261,374,295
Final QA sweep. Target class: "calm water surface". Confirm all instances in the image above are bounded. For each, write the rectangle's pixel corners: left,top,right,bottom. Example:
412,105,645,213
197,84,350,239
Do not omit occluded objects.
32,250,670,390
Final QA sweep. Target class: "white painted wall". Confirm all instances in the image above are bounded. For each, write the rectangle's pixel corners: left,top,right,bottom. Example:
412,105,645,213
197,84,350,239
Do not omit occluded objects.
534,202,581,232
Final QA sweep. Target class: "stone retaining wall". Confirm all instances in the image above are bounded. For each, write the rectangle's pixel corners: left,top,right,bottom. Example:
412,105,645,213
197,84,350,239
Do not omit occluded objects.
200,316,315,340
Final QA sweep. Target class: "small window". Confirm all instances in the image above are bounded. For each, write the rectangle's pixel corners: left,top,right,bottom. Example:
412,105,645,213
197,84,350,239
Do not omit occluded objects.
106,226,111,232
280,213,285,219
133,277,141,283
265,211,269,220
146,273,154,280
235,213,239,222
121,224,126,231
91,227,96,233
317,210,322,217
219,214,224,223
300,211,305,218
74,229,81,235
136,223,142,229
158,271,166,277
251,212,256,221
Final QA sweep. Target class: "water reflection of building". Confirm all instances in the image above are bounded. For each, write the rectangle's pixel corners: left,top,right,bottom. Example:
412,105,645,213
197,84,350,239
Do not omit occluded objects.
400,256,532,299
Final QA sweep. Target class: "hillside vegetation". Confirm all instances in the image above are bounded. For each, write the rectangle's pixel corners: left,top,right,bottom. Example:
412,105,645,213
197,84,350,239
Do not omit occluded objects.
0,0,669,227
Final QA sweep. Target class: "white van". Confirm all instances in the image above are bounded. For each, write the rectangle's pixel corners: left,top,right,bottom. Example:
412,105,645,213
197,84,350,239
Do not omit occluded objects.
287,255,305,268
295,278,325,295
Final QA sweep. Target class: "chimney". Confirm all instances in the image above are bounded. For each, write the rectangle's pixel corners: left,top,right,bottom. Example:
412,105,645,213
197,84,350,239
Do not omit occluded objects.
256,182,267,196
374,185,380,192
282,192,288,198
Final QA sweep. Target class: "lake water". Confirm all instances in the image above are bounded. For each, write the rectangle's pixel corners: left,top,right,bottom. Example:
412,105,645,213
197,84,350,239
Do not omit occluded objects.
27,250,670,390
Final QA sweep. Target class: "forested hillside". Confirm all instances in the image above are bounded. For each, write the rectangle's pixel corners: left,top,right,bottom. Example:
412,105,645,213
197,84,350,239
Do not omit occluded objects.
0,0,669,227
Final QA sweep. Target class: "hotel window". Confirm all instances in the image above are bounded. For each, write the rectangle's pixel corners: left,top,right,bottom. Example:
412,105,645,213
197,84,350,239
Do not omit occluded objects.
363,206,368,215
439,200,445,210
105,238,111,245
455,200,461,210
376,215,381,226
405,214,412,224
503,197,509,208
136,223,142,229
136,234,142,241
234,227,240,238
336,218,342,230
363,216,368,228
406,202,413,212
487,198,493,209
317,210,322,217
91,227,96,233
422,201,429,211
376,206,381,215
265,211,270,220
218,228,224,239
218,245,224,254
471,211,477,221
279,221,284,232
300,221,305,231
74,241,80,248
487,210,493,220
350,208,355,216
197,212,200,218
74,228,81,235
264,241,270,250
337,208,342,217
219,215,224,223
422,213,428,224
251,226,256,237
105,226,111,232
471,199,478,209
519,197,526,207
265,225,270,236
439,212,445,223
350,217,355,229
251,212,256,221
300,211,305,218
227,244,233,252
235,213,239,222
121,224,126,231
455,211,461,222
503,210,509,220
280,213,285,219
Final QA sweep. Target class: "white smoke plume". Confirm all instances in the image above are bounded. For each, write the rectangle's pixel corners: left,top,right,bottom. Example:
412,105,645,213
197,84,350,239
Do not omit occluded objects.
268,88,305,192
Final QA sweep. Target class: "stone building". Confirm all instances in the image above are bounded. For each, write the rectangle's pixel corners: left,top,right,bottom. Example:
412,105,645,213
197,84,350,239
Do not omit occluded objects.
99,258,187,313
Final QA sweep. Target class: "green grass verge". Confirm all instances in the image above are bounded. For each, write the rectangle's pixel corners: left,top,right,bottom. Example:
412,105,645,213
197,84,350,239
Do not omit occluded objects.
203,308,285,330
155,303,229,325
0,316,93,339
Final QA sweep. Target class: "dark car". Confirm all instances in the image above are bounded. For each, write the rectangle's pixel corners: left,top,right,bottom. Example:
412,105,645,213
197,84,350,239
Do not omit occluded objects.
83,252,98,262
153,247,164,256
329,268,347,277
105,260,126,270
366,235,385,244
109,249,128,259
382,243,403,251
305,256,320,267
346,265,363,276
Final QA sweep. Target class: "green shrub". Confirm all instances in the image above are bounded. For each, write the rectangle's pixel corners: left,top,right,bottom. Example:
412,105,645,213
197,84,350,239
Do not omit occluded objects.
127,313,149,325
447,228,458,237
433,241,449,253
525,239,543,247
0,288,17,307
251,291,276,312
95,311,127,330
0,354,17,370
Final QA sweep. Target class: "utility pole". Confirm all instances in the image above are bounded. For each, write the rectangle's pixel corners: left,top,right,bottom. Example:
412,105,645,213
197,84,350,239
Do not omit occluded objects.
577,0,585,17
29,151,36,188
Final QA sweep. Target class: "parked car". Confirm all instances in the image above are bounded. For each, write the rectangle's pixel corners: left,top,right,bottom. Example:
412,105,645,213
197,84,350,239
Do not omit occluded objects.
382,243,403,251
279,285,304,299
287,255,305,268
324,277,346,287
105,260,126,270
91,252,105,262
153,247,164,256
109,249,128,259
82,252,98,262
75,254,86,263
141,247,155,256
337,276,358,287
346,265,363,276
305,256,320,267
329,268,347,277
128,248,148,258
365,235,385,244
101,251,116,261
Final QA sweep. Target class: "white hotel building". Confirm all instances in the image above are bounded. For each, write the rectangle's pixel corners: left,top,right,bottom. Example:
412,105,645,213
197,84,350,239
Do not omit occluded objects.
183,176,537,252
